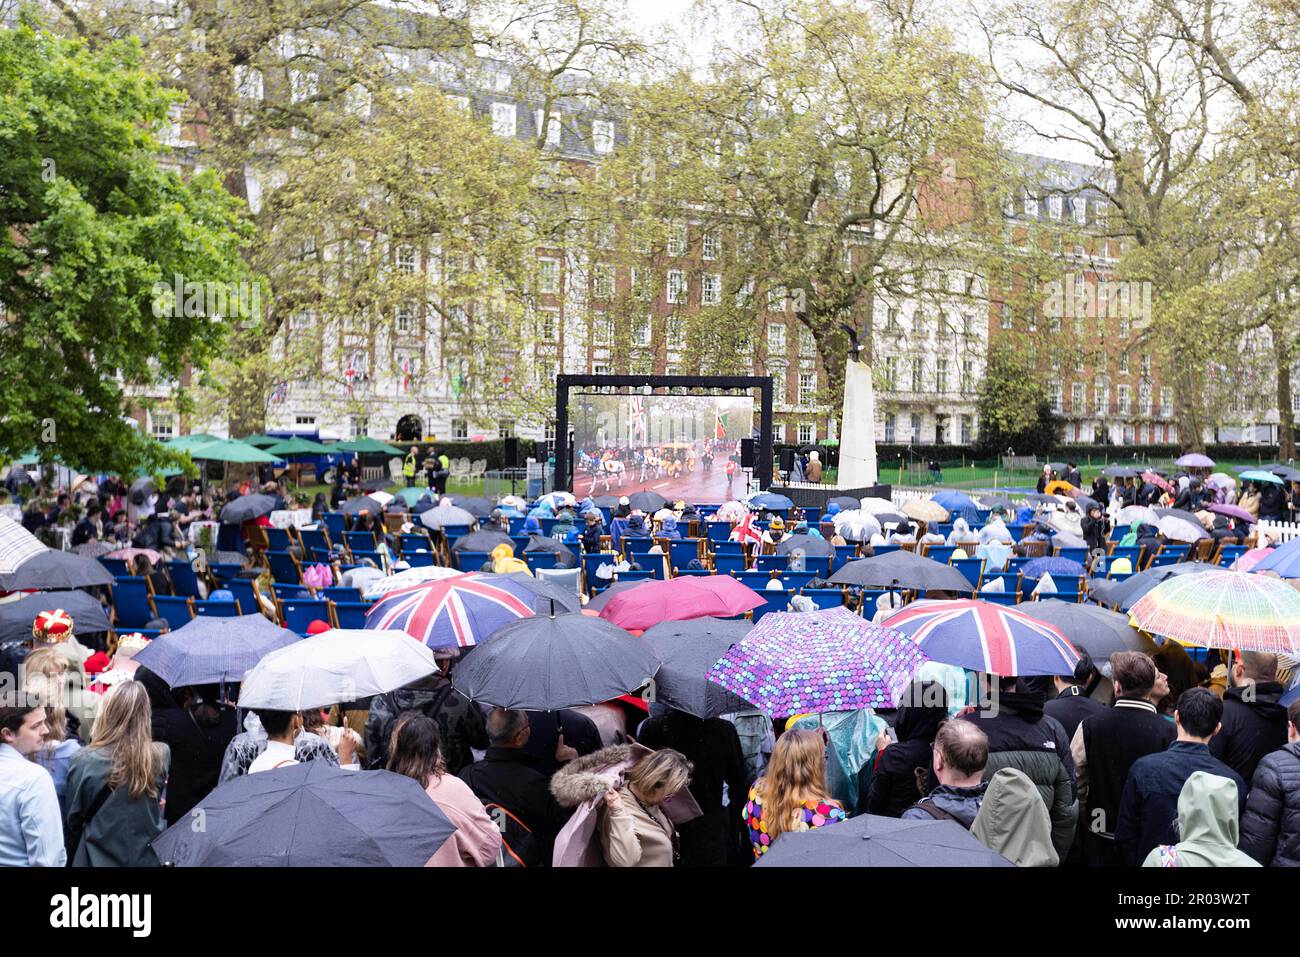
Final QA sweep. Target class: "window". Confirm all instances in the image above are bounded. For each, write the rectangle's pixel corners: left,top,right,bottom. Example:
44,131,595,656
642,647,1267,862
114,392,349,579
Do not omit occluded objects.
702,231,720,260
910,413,922,441
592,120,614,154
936,358,949,393
396,246,416,274
634,315,652,346
631,268,652,300
594,264,615,299
884,413,896,443
235,66,263,102
1023,190,1037,217
772,422,785,443
668,223,687,256
295,414,317,428
1074,351,1085,373
768,323,787,354
349,416,368,437
592,362,610,376
536,358,556,386
491,102,517,137
911,359,924,392
539,309,560,343
1071,382,1086,412
1123,425,1135,444
1073,197,1087,224
667,318,686,351
594,223,614,250
290,311,313,330
594,312,613,345
1094,376,1109,415
767,285,787,312
884,357,898,391
961,415,972,445
702,274,721,306
771,366,786,405
913,309,926,336
1141,353,1151,376
735,277,755,308
962,359,975,394
1118,384,1131,414
1119,354,1129,374
1160,387,1172,417
395,303,416,333
799,328,815,356
1049,195,1063,220
451,418,467,439
1139,382,1153,415
1000,303,1012,329
536,110,562,146
798,423,814,444
498,419,515,438
1119,313,1131,337
149,414,175,440
666,270,686,304
799,372,816,405
538,258,560,294
1049,380,1063,413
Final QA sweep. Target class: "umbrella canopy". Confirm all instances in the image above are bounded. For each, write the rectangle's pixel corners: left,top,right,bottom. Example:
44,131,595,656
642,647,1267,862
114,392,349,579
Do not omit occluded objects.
239,433,279,448
928,491,979,524
642,618,754,718
368,491,394,508
707,607,928,718
1207,472,1237,488
1175,453,1215,468
585,578,649,612
1130,570,1300,654
1115,505,1160,527
0,515,46,574
1102,465,1139,478
238,629,437,710
0,590,111,643
1141,471,1174,493
418,504,476,530
978,495,1016,512
1049,510,1083,537
1051,530,1088,549
1207,503,1254,524
883,599,1080,676
1091,562,1221,611
521,535,577,568
494,571,583,614
361,565,463,599
332,437,405,456
188,438,281,464
1021,557,1086,580
339,495,385,517
262,436,332,457
1232,547,1275,572
1023,493,1059,505
754,813,1013,867
713,501,749,523
599,575,764,631
829,552,974,594
449,496,495,519
627,491,669,513
364,572,537,649
538,491,577,511
831,509,882,542
1241,469,1287,485
394,487,431,507
451,613,660,710
591,495,622,509
1045,480,1075,495
1157,514,1209,542
219,493,277,524
828,495,863,511
71,540,115,559
1249,537,1300,578
748,492,794,510
860,497,904,517
0,550,114,591
165,432,220,451
132,614,299,686
1069,491,1099,511
152,763,455,867
1271,466,1300,481
450,528,514,554
776,535,835,559
903,499,948,524
1017,600,1146,659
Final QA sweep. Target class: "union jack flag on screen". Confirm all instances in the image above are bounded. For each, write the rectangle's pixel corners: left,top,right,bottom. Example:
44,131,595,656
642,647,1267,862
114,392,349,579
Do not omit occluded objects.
628,395,647,441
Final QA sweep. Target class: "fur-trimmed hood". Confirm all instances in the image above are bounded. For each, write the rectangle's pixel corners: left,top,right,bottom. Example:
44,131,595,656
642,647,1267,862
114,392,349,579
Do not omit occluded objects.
550,744,639,808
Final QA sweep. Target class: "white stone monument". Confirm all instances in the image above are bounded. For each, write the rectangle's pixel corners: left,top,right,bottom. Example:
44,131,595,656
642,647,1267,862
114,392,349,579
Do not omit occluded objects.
837,358,878,487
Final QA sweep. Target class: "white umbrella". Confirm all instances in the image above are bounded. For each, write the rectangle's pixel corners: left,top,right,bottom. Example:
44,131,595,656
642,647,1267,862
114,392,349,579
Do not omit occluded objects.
540,491,576,510
238,629,437,710
368,490,394,507
363,566,464,599
860,497,901,516
419,504,476,530
714,501,749,523
1049,510,1082,537
0,515,46,575
1207,472,1237,489
1115,505,1159,527
832,509,882,541
1157,514,1209,542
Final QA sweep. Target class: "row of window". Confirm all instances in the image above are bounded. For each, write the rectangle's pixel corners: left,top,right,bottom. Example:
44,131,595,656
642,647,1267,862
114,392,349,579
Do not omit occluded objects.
1047,381,1173,417
771,423,819,445
1008,191,1102,224
1064,422,1179,444
881,413,975,446
879,357,978,394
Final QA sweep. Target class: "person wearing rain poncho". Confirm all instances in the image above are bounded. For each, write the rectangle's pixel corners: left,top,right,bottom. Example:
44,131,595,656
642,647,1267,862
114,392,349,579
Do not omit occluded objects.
971,767,1060,867
1143,771,1260,867
658,516,682,540
487,542,531,575
946,517,977,547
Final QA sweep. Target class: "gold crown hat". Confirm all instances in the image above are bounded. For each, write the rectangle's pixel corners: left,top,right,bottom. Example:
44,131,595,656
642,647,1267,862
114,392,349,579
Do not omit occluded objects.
115,632,151,657
32,609,74,644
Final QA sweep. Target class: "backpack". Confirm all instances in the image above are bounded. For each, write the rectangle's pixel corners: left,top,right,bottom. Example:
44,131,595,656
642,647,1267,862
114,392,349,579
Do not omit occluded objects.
908,798,972,829
482,802,544,867
367,683,457,770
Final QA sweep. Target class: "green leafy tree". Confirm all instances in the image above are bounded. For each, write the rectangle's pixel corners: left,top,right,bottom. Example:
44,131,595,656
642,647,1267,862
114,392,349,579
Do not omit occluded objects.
976,344,1061,456
0,22,253,474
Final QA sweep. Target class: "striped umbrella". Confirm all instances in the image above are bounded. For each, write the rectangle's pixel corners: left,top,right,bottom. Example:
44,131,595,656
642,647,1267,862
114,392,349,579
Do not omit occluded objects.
1129,570,1300,654
882,599,1080,676
363,572,536,650
0,515,46,575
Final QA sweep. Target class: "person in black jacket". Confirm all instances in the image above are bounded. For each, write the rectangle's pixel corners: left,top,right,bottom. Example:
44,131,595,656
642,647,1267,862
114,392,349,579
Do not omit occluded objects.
962,675,1076,859
150,683,239,826
1116,478,1136,508
1209,515,1244,545
1046,658,1106,740
1210,651,1290,783
1260,480,1288,521
134,503,181,554
1134,524,1163,565
636,707,750,867
1240,700,1300,866
866,682,947,818
1081,504,1107,557
1114,688,1246,865
70,502,102,547
1070,651,1175,867
579,511,603,553
364,656,488,774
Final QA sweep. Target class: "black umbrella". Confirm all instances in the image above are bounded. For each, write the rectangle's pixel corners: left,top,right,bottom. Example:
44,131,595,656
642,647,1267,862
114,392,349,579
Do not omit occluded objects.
0,590,111,643
1046,462,1068,473
1073,494,1100,512
360,477,391,493
338,495,384,517
585,578,649,612
0,551,114,591
522,535,577,568
642,618,754,718
219,493,276,524
450,528,514,553
449,496,494,519
132,614,300,687
775,534,835,559
493,571,583,614
755,813,1013,867
451,613,660,710
72,540,115,559
1024,493,1059,504
591,495,621,509
152,763,456,866
829,552,974,594
411,498,436,515
978,496,1015,512
1092,562,1218,611
828,495,861,511
385,497,422,513
628,490,668,513
1017,599,1146,659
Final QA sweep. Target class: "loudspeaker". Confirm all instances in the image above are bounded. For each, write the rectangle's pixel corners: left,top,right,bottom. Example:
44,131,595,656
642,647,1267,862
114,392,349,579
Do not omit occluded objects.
779,447,795,472
740,438,756,470
503,437,520,468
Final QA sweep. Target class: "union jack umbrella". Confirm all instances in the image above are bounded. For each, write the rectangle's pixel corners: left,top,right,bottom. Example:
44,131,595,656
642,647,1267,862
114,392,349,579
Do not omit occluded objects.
882,598,1080,677
363,572,537,650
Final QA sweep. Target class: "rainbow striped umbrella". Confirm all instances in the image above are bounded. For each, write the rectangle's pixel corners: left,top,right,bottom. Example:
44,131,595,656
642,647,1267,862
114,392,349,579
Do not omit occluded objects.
363,572,536,650
1128,570,1300,654
882,599,1080,676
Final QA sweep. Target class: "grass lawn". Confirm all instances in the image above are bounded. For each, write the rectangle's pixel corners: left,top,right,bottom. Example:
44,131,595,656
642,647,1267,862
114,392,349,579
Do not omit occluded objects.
892,458,1274,492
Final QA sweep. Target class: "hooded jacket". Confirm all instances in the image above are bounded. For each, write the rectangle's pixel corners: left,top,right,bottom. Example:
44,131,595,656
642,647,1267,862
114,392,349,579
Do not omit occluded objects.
1142,772,1260,867
1239,740,1300,866
901,782,987,828
866,687,947,817
971,767,1059,867
1210,681,1289,782
489,542,531,575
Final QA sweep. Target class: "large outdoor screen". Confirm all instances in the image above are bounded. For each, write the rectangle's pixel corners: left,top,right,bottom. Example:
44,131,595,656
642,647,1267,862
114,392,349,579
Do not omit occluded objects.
570,391,755,503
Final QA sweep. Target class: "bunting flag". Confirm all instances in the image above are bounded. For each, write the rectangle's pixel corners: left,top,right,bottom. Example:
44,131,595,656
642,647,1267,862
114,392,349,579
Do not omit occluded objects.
715,409,728,440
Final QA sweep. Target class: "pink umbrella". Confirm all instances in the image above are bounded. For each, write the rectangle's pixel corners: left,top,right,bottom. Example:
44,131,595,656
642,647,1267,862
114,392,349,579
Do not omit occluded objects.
598,576,765,631
1206,503,1255,524
1141,471,1174,494
106,547,164,565
1232,547,1275,573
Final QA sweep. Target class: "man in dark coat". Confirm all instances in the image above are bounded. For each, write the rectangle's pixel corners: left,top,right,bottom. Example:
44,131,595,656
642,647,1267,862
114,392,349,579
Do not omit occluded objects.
867,682,948,817
1239,700,1300,866
71,502,102,547
1114,688,1246,865
1045,661,1107,740
364,655,488,774
1071,651,1175,867
133,503,180,553
1260,480,1288,521
1116,478,1137,508
1210,515,1244,545
1210,651,1290,783
962,675,1077,858
1081,504,1107,556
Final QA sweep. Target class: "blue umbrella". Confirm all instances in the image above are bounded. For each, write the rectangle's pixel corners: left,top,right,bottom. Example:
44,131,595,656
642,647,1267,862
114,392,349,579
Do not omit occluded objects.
1021,557,1087,580
749,492,795,510
152,762,456,866
1239,470,1286,486
1250,537,1300,579
929,490,980,524
132,614,299,686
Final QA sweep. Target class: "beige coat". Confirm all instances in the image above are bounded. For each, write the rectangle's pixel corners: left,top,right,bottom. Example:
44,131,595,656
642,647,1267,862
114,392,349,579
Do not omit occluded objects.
599,786,675,868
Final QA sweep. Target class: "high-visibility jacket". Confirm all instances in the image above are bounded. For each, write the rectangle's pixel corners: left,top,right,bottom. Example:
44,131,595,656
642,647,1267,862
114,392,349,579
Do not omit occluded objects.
403,452,417,477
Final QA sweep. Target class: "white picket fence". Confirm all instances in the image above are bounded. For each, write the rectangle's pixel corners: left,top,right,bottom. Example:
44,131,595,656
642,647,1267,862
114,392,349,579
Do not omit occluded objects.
1256,520,1300,544
891,486,934,507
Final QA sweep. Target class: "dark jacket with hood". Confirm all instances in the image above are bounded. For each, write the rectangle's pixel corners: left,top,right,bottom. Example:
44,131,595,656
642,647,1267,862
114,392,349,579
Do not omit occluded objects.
962,689,1077,857
1210,516,1244,544
1081,512,1107,553
901,783,988,828
364,672,488,773
1045,685,1106,741
1209,682,1289,783
866,687,947,818
1239,740,1300,866
458,745,570,864
1260,482,1288,520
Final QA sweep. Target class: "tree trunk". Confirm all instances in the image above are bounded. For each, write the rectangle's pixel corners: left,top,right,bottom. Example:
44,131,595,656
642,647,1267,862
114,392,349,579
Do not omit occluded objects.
1275,319,1296,460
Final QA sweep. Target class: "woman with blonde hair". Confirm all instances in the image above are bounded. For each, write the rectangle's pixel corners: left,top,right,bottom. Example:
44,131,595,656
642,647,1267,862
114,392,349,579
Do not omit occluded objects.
744,727,847,858
599,748,693,868
63,680,170,866
21,648,83,808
